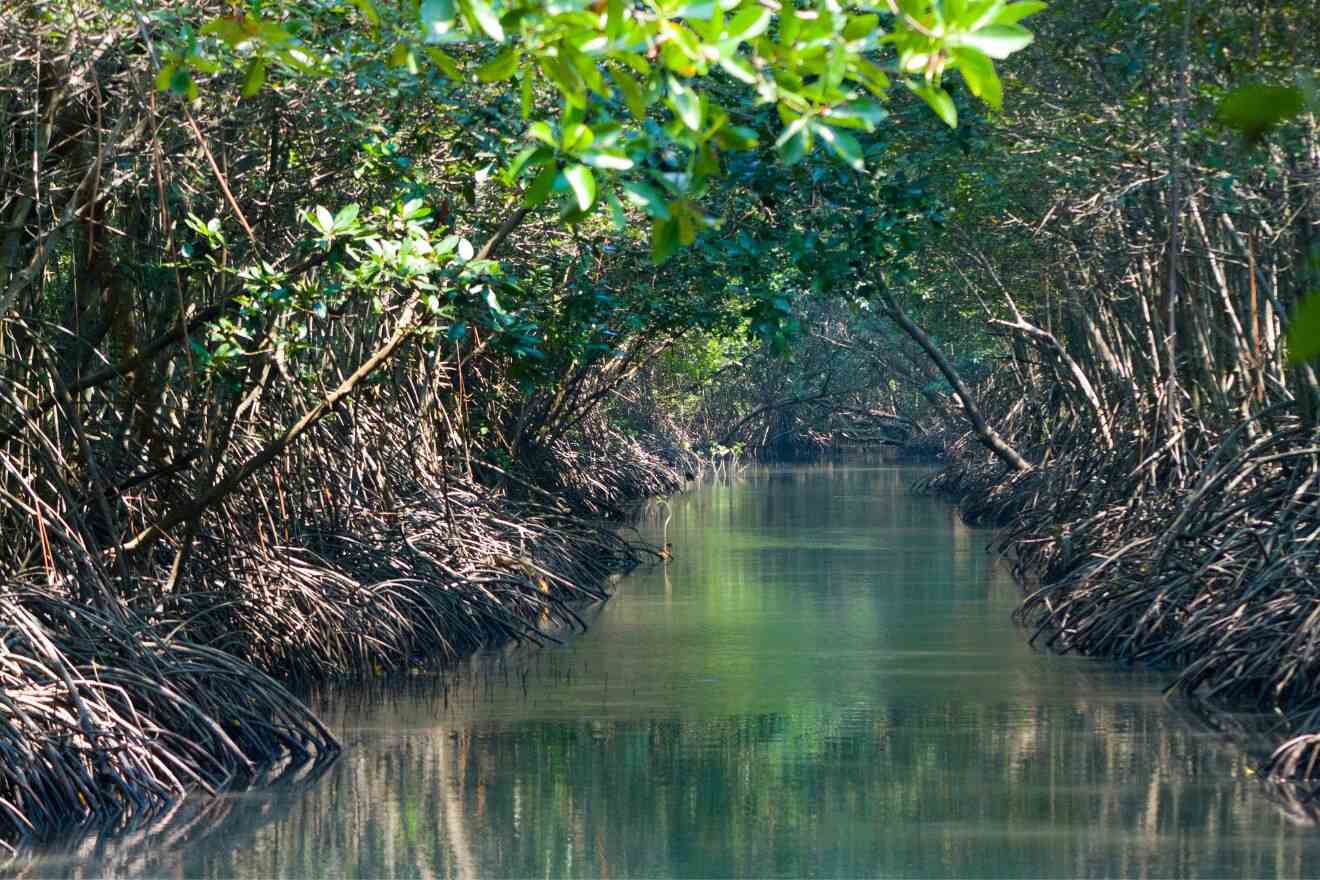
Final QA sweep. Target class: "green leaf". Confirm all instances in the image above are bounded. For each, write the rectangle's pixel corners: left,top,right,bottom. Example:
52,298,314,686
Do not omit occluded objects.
201,17,249,48
168,68,194,97
564,164,597,211
962,0,1004,30
607,0,624,39
662,44,693,77
713,125,758,149
675,206,697,244
520,70,533,118
775,116,812,164
911,84,957,127
952,47,1002,108
622,181,672,219
815,123,864,171
389,42,413,71
719,56,756,84
464,0,505,42
825,99,888,130
693,141,719,180
240,58,266,98
1217,84,1306,143
580,150,634,170
677,0,716,20
424,47,463,79
852,58,891,95
253,19,292,45
420,0,456,41
277,47,319,73
607,191,627,230
610,68,648,120
333,204,360,230
313,205,334,234
725,6,772,41
476,47,518,82
842,13,879,41
667,76,702,130
991,1,1047,26
528,121,558,147
568,47,608,98
523,162,557,207
185,53,220,75
540,55,587,108
1288,292,1320,364
154,62,177,93
652,217,680,263
778,8,801,46
348,0,381,26
562,122,594,152
955,24,1034,59
503,145,546,184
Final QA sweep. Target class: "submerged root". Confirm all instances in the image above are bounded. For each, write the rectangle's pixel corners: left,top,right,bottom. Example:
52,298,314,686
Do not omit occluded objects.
0,299,688,846
0,408,681,846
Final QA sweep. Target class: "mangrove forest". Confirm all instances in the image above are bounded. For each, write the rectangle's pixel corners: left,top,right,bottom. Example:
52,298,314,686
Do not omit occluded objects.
3,0,1320,873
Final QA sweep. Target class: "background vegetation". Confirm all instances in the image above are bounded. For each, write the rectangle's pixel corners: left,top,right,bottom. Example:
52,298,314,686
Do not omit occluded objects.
906,0,1320,784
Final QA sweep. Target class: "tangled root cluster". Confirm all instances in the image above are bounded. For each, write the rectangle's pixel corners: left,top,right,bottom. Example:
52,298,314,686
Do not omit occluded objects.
0,583,334,846
0,379,684,848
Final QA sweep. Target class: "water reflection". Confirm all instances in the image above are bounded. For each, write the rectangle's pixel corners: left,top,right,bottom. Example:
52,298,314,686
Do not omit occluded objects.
21,466,1320,877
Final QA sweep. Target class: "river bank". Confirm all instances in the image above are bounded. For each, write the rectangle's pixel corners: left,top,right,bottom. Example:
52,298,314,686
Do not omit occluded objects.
916,393,1320,790
0,429,694,849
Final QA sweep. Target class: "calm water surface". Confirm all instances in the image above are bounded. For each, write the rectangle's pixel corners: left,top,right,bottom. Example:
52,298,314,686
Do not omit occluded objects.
24,465,1320,877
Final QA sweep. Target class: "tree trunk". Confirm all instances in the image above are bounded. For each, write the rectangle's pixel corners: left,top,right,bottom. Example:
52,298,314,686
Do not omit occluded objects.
875,286,1032,473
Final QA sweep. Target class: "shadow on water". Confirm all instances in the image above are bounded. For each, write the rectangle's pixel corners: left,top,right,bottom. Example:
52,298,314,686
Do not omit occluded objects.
15,465,1320,878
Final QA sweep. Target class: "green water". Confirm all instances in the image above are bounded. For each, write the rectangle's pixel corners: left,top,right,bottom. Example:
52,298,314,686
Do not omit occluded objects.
27,465,1320,877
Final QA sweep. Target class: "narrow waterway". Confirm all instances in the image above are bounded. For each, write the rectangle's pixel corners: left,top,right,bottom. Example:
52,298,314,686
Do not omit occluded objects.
25,465,1320,877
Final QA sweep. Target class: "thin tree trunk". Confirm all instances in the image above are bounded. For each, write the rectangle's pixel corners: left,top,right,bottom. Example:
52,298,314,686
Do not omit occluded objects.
876,286,1031,472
